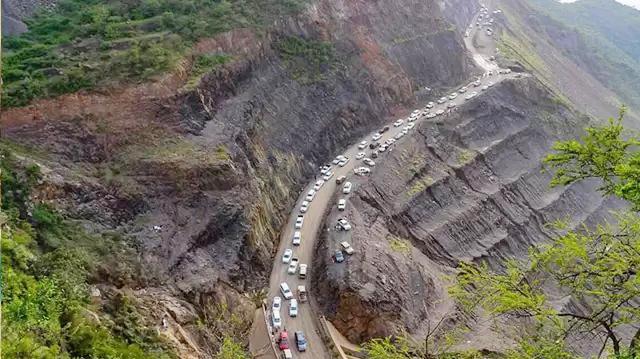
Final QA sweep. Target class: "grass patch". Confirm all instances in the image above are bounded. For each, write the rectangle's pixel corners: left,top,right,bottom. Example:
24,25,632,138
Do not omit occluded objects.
274,36,339,84
2,0,307,107
406,176,434,197
123,138,231,166
456,149,476,165
388,235,412,254
184,53,233,90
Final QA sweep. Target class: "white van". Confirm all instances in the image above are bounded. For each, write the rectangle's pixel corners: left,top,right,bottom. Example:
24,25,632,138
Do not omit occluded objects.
272,309,281,329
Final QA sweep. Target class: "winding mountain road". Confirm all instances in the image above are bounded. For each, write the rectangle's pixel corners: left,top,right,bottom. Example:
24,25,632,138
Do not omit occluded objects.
249,4,515,358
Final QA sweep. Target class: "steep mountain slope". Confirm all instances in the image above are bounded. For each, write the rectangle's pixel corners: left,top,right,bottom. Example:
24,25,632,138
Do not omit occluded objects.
526,0,640,112
494,0,640,125
312,77,625,349
1,0,478,356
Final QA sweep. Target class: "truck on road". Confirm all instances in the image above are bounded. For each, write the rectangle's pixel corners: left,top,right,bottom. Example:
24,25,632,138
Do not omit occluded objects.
298,285,308,303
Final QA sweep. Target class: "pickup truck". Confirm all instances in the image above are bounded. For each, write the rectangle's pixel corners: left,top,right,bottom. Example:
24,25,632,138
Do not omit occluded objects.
341,241,355,255
298,285,308,303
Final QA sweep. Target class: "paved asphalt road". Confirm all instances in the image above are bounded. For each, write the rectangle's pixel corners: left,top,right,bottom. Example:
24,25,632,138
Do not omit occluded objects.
250,3,515,358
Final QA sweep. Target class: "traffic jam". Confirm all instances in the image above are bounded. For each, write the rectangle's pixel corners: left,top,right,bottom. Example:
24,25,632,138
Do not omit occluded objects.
267,68,514,358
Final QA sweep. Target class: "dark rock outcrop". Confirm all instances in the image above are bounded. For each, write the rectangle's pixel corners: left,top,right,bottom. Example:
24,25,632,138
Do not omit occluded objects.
313,77,626,345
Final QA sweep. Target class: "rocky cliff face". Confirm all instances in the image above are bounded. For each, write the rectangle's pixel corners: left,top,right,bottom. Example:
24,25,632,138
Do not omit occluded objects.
1,0,56,35
1,0,480,355
312,77,626,346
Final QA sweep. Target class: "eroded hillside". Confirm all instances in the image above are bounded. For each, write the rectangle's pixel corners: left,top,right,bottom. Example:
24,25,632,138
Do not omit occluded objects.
1,0,479,356
312,77,626,350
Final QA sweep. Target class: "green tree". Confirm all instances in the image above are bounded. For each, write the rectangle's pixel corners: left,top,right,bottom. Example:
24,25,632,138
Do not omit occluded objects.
451,111,640,358
216,336,249,359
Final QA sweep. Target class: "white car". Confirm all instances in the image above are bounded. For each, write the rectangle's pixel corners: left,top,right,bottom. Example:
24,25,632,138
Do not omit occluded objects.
425,113,436,119
426,102,434,109
343,182,352,194
354,167,371,175
289,299,298,317
385,138,396,145
458,86,467,93
394,132,404,140
338,157,350,167
372,133,382,141
406,123,415,130
337,218,352,231
356,152,366,160
288,258,299,274
332,158,340,165
363,158,375,167
358,140,368,149
272,310,281,329
338,199,346,211
313,179,325,191
473,80,481,87
295,215,304,229
393,119,404,127
481,85,488,91
436,109,445,115
323,171,334,181
293,231,302,246
448,93,458,100
280,282,293,300
447,102,456,108
273,296,282,311
320,165,332,175
282,249,293,263
298,264,307,279
488,81,494,87
379,144,387,152
437,97,447,104
305,189,316,202
300,200,309,213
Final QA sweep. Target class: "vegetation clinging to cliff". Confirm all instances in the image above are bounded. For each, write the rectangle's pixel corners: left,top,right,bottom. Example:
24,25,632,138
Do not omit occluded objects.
0,149,175,358
275,35,340,84
1,0,307,107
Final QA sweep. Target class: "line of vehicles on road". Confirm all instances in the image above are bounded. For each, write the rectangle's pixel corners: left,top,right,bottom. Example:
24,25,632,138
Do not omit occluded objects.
269,41,516,356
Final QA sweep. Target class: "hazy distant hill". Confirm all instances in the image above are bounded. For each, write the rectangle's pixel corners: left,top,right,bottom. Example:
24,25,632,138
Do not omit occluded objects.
528,0,640,110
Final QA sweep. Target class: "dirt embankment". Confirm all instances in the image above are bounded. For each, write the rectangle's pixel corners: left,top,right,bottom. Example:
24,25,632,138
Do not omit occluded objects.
312,77,626,347
1,0,478,355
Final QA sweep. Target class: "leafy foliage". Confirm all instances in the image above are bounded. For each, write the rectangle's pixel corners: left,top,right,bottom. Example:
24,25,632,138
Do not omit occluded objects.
1,149,174,358
452,111,640,357
1,0,307,107
363,337,412,359
216,336,250,359
544,108,640,209
274,36,339,84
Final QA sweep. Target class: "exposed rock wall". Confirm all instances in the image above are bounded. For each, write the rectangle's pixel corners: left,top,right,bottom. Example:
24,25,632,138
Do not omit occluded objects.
312,77,626,345
1,0,479,355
